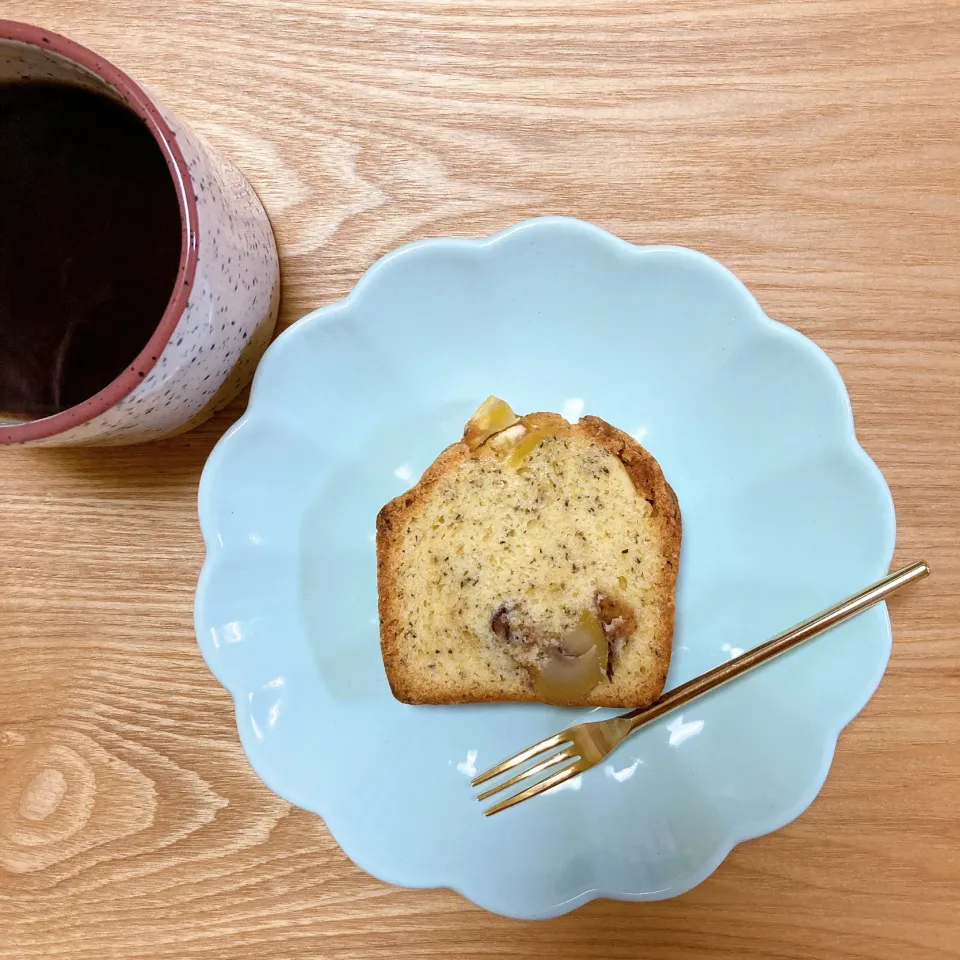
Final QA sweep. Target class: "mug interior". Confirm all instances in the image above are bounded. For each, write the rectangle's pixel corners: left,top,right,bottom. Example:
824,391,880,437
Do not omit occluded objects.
0,22,197,443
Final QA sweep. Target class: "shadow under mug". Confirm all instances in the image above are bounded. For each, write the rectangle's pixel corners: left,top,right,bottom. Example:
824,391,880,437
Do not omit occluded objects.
0,21,280,446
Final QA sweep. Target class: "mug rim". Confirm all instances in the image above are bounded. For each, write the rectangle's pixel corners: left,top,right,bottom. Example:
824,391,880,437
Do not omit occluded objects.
0,20,199,444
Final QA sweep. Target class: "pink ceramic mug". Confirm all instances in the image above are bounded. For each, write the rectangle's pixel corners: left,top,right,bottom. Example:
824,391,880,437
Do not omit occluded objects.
0,21,280,446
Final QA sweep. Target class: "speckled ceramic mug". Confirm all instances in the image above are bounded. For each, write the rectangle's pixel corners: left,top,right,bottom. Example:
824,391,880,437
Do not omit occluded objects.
0,21,280,446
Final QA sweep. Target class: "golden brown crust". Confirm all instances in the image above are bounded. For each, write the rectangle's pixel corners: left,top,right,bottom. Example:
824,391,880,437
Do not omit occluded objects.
376,411,682,707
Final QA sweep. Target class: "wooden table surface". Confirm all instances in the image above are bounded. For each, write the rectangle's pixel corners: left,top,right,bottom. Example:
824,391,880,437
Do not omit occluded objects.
2,1,959,957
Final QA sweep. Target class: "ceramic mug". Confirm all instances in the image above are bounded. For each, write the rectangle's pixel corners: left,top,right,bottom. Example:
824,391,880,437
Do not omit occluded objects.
0,21,280,446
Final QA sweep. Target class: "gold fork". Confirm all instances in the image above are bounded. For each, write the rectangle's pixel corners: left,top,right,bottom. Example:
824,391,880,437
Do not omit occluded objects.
473,560,930,816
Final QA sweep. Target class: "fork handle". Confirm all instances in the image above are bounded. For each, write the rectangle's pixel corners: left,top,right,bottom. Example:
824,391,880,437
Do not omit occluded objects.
620,561,930,736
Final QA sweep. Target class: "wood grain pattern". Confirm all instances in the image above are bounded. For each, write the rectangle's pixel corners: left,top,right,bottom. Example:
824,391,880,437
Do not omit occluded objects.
1,1,958,957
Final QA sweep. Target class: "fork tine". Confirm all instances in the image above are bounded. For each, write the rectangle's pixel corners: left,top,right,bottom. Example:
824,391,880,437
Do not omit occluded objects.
475,748,575,802
471,732,569,787
483,763,581,817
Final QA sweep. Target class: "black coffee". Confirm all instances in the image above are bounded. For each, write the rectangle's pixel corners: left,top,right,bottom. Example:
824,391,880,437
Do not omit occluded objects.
0,82,182,419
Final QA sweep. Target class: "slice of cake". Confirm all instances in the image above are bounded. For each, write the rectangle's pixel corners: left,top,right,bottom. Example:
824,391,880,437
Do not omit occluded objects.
376,397,681,707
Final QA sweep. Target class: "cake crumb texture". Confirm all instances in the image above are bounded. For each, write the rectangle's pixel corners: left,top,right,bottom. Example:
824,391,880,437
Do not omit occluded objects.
377,409,681,707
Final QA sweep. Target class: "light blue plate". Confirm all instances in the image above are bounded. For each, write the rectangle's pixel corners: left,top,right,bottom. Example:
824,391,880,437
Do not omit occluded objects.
195,217,895,919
